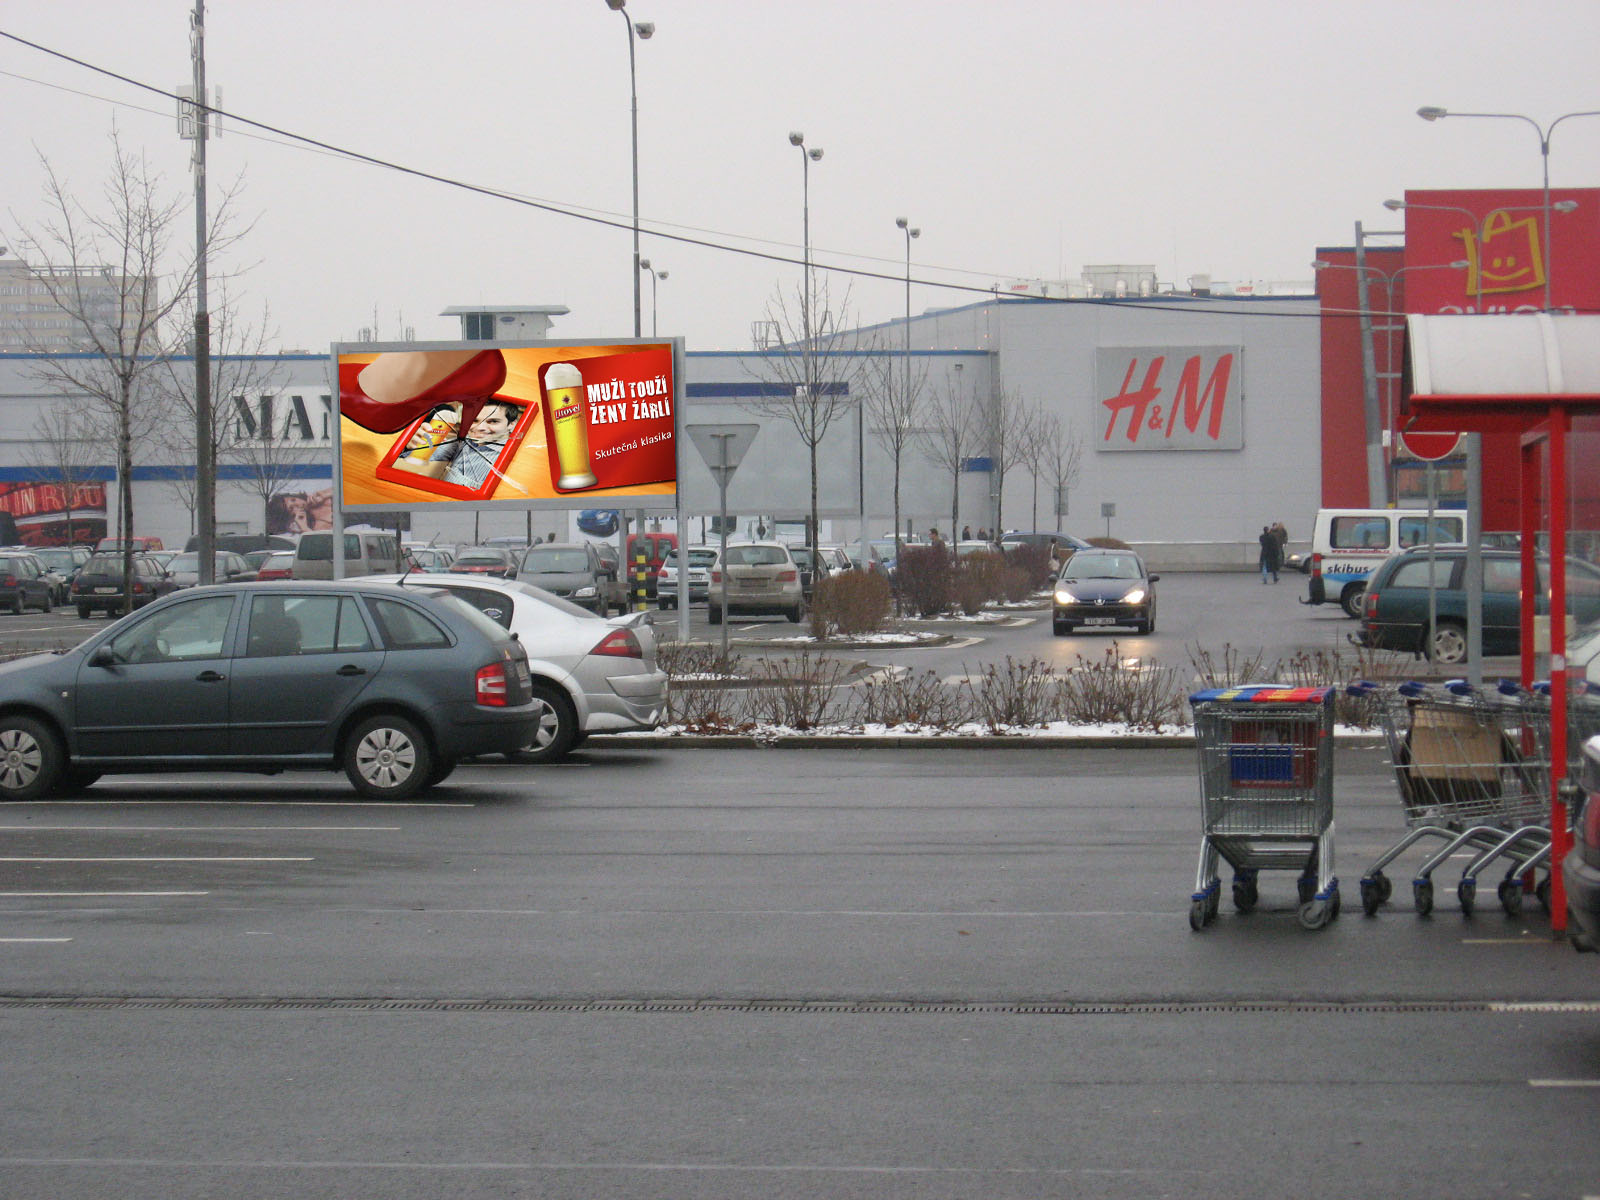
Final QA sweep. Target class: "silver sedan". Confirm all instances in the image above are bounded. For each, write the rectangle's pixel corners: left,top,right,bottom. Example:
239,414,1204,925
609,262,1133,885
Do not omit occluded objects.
367,573,667,761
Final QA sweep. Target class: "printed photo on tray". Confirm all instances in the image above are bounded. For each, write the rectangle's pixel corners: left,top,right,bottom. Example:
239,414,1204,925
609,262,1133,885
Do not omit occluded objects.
373,398,536,502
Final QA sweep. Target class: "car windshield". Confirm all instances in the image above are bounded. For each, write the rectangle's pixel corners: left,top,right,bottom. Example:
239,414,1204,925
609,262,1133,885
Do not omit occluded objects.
1062,555,1141,581
523,549,589,573
82,555,126,573
689,550,718,566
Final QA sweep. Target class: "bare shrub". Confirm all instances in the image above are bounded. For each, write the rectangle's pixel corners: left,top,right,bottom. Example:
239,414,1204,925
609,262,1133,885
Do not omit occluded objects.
811,569,892,638
955,551,1007,614
896,545,954,617
1186,642,1271,689
856,667,971,730
1058,643,1185,731
1004,541,1053,589
1268,644,1414,729
1001,565,1034,604
964,656,1062,730
744,650,853,729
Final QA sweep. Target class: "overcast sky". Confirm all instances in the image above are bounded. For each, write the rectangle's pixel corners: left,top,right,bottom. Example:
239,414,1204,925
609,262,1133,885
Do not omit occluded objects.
3,1,1599,354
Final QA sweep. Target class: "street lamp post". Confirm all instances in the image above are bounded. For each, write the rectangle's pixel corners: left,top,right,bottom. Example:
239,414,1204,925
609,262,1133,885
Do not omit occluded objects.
605,0,654,338
1417,106,1600,310
893,217,919,560
789,131,823,554
639,259,667,337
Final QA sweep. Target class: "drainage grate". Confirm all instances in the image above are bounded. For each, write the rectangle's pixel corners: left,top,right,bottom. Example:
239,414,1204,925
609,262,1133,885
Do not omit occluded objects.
3,995,1587,1015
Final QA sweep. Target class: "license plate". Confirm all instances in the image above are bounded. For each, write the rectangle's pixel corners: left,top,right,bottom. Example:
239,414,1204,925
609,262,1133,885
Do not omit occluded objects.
739,579,767,590
94,587,118,595
1084,616,1117,625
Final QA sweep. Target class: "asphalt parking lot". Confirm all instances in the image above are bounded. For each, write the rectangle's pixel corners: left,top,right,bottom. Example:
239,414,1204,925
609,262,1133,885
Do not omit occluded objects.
3,744,1599,1198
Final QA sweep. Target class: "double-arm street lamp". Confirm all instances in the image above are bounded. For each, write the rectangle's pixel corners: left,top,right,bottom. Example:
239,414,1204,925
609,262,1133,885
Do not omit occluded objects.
605,0,654,337
638,258,667,337
789,132,824,351
1417,107,1600,310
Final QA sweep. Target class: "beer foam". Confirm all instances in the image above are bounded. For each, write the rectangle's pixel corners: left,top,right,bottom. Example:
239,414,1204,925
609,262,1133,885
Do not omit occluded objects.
545,362,582,388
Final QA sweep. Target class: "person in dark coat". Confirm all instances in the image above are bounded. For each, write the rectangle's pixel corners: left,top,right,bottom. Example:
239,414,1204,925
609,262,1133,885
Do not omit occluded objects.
1259,525,1281,584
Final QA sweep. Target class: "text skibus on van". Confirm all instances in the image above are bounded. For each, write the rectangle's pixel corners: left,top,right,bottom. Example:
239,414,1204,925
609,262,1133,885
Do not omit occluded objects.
1304,508,1465,617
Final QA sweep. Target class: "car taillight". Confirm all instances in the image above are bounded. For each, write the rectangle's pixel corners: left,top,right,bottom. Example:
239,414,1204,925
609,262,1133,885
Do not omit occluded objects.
475,662,509,706
1364,589,1379,618
777,569,797,582
711,570,722,583
592,628,642,659
1310,553,1322,578
0,575,15,588
131,580,146,594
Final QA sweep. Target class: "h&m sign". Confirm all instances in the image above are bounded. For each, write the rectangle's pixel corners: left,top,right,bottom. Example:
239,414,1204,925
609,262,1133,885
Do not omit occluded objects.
1094,346,1243,452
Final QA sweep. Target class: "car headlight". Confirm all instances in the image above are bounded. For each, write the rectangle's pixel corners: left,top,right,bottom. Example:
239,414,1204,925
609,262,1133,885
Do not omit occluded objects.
1123,588,1146,605
1054,588,1078,604
575,585,596,598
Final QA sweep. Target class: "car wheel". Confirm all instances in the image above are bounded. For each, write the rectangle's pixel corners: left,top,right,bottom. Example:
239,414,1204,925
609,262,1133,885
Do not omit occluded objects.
41,592,52,614
709,603,724,626
1429,620,1468,665
9,592,22,616
343,713,433,800
426,758,457,787
1053,620,1072,636
506,683,578,764
787,599,806,624
1340,584,1366,619
0,715,63,801
77,605,92,619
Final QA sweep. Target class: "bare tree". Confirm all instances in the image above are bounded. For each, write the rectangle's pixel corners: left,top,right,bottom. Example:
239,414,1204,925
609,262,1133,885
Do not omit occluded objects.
1019,401,1053,532
150,283,278,535
1039,410,1085,534
862,343,928,564
918,371,981,541
743,276,875,565
9,131,243,609
227,383,332,533
23,404,106,547
987,383,1036,537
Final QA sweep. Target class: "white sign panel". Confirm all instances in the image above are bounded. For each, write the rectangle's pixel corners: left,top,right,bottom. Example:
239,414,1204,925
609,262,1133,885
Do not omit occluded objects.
1094,346,1244,452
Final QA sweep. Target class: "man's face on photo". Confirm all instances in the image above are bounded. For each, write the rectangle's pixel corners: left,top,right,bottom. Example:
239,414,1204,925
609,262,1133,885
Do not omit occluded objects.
466,405,514,443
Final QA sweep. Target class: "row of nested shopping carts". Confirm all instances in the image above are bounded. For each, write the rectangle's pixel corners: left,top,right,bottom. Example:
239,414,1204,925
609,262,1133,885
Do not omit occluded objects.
1187,678,1600,932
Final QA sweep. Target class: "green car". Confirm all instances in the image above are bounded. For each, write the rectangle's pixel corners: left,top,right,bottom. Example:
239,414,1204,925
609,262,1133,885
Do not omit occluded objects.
1354,547,1600,663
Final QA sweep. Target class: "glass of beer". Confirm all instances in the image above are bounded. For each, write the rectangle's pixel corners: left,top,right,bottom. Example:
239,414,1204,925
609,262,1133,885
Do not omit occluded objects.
544,362,597,489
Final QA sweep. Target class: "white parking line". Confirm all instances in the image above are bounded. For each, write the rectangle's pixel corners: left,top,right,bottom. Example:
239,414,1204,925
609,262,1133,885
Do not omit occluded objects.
0,856,313,863
1530,1079,1600,1088
12,800,471,807
0,937,71,943
0,826,399,832
0,891,209,897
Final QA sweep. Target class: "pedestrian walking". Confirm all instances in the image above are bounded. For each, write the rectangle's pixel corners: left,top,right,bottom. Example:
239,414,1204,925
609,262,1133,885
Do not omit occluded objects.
1259,525,1281,584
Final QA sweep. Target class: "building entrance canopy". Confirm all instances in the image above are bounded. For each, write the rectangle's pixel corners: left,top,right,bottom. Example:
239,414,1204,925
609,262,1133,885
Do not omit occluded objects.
1403,312,1600,931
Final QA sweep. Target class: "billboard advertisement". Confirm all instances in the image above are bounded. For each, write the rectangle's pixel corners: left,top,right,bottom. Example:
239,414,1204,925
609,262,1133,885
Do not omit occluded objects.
1094,346,1244,451
1399,188,1600,316
333,340,681,512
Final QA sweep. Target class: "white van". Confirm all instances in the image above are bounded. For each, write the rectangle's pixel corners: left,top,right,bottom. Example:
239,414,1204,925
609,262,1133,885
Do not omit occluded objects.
290,530,405,580
1304,507,1466,617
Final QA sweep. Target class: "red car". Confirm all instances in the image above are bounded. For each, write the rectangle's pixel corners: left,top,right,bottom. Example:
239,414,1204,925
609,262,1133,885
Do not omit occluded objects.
254,551,296,581
449,547,520,578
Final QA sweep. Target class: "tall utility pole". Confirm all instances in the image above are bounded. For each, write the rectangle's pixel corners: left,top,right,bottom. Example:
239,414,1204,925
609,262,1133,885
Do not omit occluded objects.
187,1,215,581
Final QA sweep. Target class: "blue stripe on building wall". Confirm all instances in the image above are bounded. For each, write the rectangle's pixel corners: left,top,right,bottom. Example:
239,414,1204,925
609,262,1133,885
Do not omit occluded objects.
0,464,334,482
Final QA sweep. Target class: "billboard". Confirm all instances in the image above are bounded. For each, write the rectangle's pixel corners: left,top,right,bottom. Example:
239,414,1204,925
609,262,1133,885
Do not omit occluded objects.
1094,346,1244,451
333,340,681,512
1399,188,1600,316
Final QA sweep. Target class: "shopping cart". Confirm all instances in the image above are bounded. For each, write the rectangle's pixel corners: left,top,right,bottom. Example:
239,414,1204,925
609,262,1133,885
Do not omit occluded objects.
1531,678,1600,782
1188,685,1338,931
1350,679,1551,917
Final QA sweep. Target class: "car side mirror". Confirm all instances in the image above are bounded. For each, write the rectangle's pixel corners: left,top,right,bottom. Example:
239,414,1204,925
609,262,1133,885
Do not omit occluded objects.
1149,574,1161,582
89,647,117,668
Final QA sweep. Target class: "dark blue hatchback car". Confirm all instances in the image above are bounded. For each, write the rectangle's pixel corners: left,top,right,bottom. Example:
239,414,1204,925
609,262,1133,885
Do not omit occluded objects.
0,580,538,801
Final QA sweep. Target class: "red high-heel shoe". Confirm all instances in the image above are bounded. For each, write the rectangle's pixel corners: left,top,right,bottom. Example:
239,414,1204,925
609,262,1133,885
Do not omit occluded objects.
338,348,507,435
